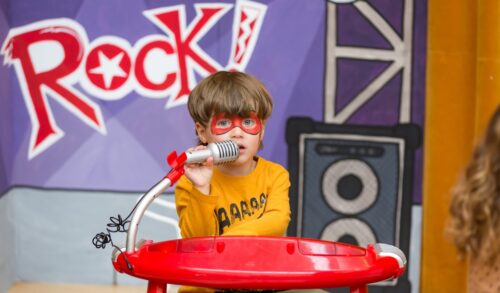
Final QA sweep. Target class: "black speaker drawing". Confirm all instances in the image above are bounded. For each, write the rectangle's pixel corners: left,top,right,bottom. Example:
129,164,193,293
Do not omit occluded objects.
286,117,420,293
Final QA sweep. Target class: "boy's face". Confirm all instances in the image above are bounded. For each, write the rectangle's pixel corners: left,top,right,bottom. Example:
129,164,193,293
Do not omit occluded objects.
196,112,265,167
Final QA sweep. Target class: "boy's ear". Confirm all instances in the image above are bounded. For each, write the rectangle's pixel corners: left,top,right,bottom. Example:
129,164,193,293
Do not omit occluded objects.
195,122,208,144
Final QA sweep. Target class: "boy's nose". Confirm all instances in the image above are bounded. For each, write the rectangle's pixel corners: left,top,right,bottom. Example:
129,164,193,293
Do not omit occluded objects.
229,126,244,137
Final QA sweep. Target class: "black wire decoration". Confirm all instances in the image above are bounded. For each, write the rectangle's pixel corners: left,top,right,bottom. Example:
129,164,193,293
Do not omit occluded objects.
92,193,148,271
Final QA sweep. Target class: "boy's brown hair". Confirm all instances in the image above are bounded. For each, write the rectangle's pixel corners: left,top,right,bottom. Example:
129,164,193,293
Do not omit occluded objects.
187,71,273,128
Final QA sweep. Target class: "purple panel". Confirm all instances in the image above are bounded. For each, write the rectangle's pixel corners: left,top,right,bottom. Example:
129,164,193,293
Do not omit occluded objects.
0,0,8,23
335,58,391,112
0,2,11,195
337,3,392,50
369,0,404,36
1,0,426,204
411,0,428,204
333,0,426,203
9,0,84,27
2,0,328,192
346,70,402,125
76,0,152,41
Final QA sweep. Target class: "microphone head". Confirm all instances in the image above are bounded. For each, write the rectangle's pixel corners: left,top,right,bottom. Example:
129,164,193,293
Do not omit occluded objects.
208,140,240,164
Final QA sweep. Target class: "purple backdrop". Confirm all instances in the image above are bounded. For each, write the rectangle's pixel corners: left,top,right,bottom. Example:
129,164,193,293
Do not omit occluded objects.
0,0,425,202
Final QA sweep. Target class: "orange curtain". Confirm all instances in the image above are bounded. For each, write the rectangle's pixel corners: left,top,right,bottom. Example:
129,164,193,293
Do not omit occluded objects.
422,0,500,292
475,0,500,132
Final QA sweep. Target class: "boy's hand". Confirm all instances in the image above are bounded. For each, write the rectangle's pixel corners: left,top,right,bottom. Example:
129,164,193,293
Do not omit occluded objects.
184,145,214,195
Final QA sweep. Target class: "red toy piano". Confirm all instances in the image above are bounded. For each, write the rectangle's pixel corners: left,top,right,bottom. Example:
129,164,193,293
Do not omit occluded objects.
111,189,406,293
110,143,407,293
113,235,406,293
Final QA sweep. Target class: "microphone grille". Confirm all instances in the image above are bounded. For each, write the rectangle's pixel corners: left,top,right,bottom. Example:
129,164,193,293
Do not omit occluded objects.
211,140,239,164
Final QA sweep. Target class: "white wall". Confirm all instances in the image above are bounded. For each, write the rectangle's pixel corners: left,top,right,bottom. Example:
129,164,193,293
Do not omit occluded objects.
4,187,179,287
0,193,14,293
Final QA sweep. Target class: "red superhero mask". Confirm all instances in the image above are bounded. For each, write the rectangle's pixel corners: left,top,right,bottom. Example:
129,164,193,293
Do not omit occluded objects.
210,112,262,135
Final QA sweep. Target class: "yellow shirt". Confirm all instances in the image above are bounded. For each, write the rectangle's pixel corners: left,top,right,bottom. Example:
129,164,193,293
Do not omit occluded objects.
175,156,291,238
174,157,291,293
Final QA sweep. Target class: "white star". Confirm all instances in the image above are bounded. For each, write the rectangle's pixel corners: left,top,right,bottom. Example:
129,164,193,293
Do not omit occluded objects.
89,51,127,89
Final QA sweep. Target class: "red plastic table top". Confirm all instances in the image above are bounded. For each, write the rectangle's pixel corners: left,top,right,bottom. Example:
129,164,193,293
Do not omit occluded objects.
113,236,405,291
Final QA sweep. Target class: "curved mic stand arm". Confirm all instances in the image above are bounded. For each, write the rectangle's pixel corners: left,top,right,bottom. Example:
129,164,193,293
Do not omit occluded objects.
126,177,172,253
126,150,187,253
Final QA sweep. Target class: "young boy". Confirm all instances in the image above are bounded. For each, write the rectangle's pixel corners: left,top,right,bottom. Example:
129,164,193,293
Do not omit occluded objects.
175,71,291,240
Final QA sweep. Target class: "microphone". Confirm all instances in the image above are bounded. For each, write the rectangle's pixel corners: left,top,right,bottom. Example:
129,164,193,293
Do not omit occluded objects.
185,140,239,165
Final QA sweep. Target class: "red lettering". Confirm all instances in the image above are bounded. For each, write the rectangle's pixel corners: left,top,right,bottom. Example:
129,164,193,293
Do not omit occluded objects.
2,20,105,158
86,43,131,90
135,38,176,91
1,2,267,158
146,4,231,101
